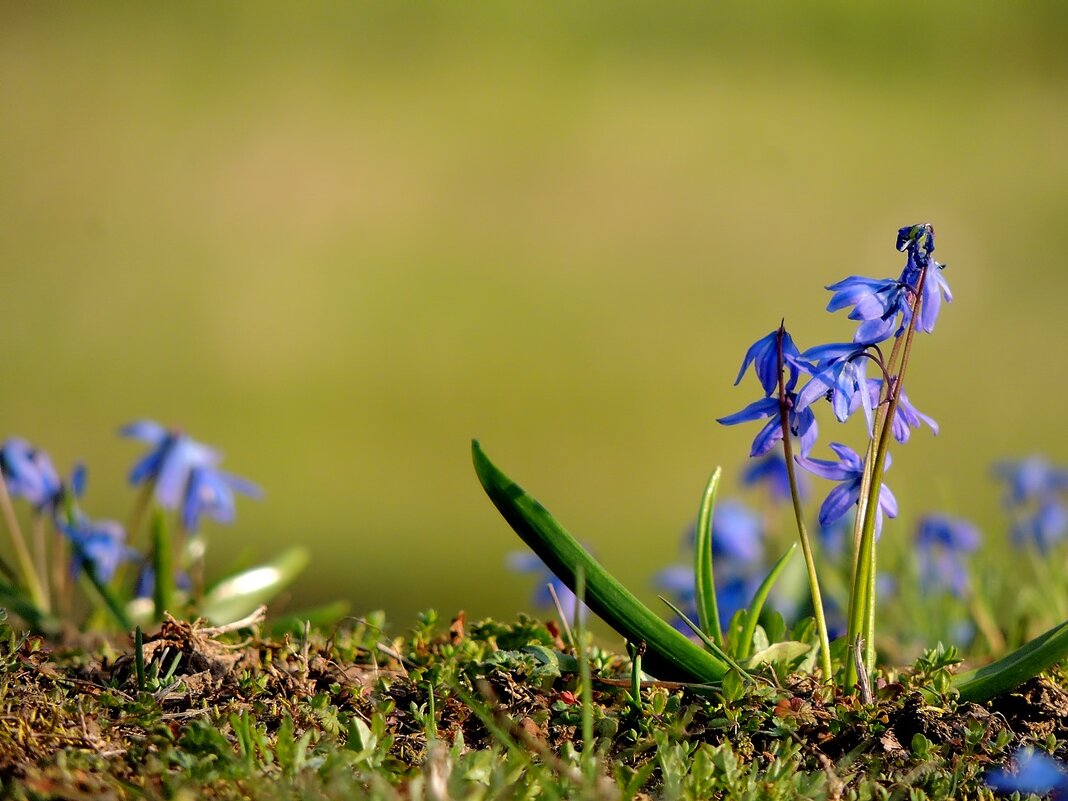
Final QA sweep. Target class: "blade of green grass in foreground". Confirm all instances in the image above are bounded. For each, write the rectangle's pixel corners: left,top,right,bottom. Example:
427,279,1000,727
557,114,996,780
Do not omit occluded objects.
952,618,1068,703
694,468,724,648
472,441,729,684
735,543,796,662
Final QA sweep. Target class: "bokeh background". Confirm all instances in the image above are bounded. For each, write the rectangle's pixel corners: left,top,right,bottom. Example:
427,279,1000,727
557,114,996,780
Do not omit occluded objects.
2,2,1066,630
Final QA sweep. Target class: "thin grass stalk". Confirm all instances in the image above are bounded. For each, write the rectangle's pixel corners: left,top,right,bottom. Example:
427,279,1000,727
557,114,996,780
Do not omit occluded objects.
694,468,723,647
776,324,833,683
0,472,48,611
845,263,929,686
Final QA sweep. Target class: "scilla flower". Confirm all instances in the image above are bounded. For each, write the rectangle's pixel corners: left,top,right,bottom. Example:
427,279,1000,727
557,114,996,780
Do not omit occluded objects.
121,421,221,509
0,438,62,509
182,466,263,533
60,517,137,583
798,443,898,537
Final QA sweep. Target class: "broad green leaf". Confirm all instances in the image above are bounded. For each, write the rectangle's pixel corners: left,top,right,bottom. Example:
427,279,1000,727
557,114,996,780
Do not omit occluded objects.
953,618,1068,703
745,641,813,671
472,441,728,683
200,547,309,625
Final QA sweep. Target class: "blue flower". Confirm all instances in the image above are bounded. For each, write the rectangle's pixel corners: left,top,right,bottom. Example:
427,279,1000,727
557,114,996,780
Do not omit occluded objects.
796,343,875,434
798,443,897,537
897,223,952,334
0,438,62,509
121,421,221,509
741,450,807,503
891,388,939,443
1013,500,1068,553
717,392,819,458
915,514,980,597
825,276,912,344
993,456,1068,507
507,551,585,622
733,328,808,397
987,748,1068,797
60,517,137,583
182,466,263,532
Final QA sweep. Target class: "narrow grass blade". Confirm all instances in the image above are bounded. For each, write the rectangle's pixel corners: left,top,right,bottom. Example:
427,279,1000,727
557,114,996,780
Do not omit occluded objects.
200,547,309,625
735,543,796,662
151,509,173,622
952,618,1068,703
472,441,728,683
693,468,723,647
134,626,146,692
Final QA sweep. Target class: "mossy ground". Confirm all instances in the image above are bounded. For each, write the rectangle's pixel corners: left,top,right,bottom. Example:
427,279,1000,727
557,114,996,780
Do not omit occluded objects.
1,611,1065,800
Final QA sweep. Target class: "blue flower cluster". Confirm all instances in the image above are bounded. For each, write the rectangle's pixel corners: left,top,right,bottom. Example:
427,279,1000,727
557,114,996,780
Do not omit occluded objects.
994,456,1068,552
0,422,260,589
914,514,981,598
719,224,950,537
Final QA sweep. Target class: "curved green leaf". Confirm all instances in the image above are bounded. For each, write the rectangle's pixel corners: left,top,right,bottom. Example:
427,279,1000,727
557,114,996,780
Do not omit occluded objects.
952,618,1068,703
200,547,310,625
694,468,723,647
735,543,796,661
472,440,728,683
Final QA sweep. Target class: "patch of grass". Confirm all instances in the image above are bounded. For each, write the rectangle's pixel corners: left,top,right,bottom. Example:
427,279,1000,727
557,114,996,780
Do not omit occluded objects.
0,609,1065,799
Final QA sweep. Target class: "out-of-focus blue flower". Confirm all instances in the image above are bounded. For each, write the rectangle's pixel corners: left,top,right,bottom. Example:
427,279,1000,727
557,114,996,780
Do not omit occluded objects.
60,517,136,583
798,443,897,537
915,515,980,598
733,328,808,396
507,551,585,622
825,276,913,345
134,564,193,599
796,343,875,434
718,392,819,458
1013,500,1068,553
993,456,1068,507
987,748,1068,797
121,421,221,509
916,514,980,552
0,438,62,509
897,223,952,335
182,466,263,532
741,449,807,504
819,513,852,561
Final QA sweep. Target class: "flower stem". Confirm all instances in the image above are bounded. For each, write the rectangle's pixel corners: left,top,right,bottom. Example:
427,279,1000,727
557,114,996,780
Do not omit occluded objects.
0,473,48,612
776,324,833,683
845,264,929,690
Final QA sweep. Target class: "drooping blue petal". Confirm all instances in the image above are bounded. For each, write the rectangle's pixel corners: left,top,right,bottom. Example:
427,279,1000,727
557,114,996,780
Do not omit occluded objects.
119,420,168,445
891,389,939,443
819,483,860,529
717,396,779,427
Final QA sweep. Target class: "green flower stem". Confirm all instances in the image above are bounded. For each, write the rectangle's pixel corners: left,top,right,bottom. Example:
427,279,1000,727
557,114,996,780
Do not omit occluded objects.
125,480,156,547
152,508,173,622
0,472,48,612
472,440,729,683
776,325,833,683
694,468,724,647
845,263,929,689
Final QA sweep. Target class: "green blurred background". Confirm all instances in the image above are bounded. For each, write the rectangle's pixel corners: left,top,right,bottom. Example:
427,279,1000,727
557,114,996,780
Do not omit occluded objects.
2,3,1066,629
